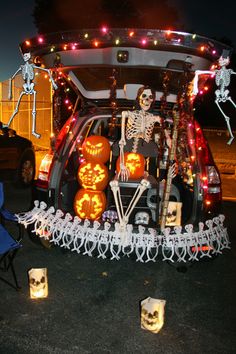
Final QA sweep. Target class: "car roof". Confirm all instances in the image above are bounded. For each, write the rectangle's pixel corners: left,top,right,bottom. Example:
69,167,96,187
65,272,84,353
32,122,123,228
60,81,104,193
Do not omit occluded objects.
20,28,232,100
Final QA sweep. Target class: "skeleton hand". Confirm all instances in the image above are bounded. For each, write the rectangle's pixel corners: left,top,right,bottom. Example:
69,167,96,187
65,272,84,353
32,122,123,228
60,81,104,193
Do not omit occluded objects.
169,162,178,178
52,82,58,91
192,72,200,95
118,162,130,182
118,138,130,181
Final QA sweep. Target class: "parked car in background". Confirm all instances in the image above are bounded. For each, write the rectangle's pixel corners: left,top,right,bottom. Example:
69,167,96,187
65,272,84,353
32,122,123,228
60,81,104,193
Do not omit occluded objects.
18,29,231,262
0,122,35,187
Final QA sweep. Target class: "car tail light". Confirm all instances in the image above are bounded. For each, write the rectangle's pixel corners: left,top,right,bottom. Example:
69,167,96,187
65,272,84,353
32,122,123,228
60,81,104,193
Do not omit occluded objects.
36,153,53,188
194,121,222,207
203,165,222,207
206,165,221,185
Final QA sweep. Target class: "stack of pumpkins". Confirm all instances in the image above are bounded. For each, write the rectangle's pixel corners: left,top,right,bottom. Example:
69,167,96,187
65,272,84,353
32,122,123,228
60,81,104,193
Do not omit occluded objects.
73,135,111,220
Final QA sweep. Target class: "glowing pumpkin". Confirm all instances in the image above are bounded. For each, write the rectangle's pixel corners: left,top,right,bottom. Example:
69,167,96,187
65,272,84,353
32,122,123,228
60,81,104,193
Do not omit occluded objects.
77,161,108,191
82,135,111,163
74,189,106,220
116,152,145,179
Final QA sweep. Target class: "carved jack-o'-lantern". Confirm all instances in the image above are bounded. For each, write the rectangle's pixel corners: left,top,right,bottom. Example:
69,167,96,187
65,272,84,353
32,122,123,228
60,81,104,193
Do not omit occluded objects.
78,161,108,191
74,189,106,220
141,297,166,333
82,135,111,163
116,152,145,179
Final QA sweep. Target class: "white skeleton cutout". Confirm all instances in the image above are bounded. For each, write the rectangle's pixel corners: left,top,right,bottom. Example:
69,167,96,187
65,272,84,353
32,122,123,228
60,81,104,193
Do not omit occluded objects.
8,52,58,138
193,50,236,145
110,86,170,232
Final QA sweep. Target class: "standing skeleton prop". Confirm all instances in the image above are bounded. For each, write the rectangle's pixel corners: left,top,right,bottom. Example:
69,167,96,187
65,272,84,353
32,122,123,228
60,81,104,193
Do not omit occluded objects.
110,86,171,233
8,52,58,138
193,50,236,145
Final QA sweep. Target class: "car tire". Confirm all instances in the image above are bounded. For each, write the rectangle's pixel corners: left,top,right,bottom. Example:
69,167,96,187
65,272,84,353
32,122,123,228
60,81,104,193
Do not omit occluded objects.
16,149,35,187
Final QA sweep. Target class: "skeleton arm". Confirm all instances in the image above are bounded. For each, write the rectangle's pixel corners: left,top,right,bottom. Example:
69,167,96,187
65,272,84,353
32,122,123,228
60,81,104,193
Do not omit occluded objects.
118,110,130,181
164,128,172,149
8,67,22,100
34,65,58,90
192,70,215,95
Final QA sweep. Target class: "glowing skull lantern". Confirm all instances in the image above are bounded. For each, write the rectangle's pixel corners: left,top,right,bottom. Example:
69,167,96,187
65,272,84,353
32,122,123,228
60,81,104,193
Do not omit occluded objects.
116,152,145,179
77,161,109,191
28,268,48,299
74,189,106,220
141,297,166,333
82,135,111,163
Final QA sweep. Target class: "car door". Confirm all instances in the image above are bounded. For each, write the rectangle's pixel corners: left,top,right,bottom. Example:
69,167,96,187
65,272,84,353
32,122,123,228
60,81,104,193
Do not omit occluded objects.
0,128,19,170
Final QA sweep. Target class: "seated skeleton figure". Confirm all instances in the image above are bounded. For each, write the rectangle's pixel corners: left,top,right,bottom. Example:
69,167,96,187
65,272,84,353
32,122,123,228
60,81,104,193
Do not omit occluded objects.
109,86,171,229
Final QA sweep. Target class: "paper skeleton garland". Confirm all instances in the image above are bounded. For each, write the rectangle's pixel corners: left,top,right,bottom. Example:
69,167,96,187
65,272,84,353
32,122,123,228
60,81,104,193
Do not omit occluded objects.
7,52,58,138
110,86,170,234
193,50,236,145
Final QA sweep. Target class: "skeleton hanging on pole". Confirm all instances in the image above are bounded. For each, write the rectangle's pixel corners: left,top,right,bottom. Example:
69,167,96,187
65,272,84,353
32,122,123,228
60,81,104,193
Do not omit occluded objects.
7,52,58,138
193,50,236,145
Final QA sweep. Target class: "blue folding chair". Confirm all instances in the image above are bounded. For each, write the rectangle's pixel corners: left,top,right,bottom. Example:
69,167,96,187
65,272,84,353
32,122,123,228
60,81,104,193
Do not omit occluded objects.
0,182,23,290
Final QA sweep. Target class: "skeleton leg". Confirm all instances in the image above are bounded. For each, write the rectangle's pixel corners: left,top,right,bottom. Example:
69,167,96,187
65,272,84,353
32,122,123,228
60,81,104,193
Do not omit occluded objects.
109,180,125,224
32,90,41,138
215,100,234,145
124,178,151,222
7,91,26,127
228,96,236,109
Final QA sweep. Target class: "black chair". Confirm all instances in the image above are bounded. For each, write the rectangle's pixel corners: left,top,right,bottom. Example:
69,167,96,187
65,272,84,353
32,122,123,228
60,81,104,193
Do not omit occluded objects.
0,182,23,290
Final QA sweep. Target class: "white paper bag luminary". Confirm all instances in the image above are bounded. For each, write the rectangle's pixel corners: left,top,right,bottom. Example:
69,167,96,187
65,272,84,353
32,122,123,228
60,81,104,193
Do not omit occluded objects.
28,268,48,299
141,297,166,333
165,201,182,226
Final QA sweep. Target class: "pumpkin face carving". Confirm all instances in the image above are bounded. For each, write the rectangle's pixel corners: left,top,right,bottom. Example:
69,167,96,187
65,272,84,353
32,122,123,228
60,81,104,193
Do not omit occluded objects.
74,189,106,220
82,135,111,163
78,161,108,191
116,152,145,179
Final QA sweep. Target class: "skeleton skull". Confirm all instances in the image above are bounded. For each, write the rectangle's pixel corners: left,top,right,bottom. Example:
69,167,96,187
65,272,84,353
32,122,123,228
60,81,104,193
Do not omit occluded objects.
23,52,31,62
28,268,48,299
141,297,166,333
134,211,150,225
218,55,230,67
139,88,154,111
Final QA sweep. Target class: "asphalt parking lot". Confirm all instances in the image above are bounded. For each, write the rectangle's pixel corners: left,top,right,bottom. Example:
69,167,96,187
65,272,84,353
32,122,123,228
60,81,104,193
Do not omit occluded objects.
0,181,236,354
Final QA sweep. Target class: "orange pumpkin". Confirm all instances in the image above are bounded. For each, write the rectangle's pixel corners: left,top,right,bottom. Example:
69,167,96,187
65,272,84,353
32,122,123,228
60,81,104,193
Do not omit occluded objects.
116,152,145,179
82,135,111,163
77,161,108,191
74,189,106,220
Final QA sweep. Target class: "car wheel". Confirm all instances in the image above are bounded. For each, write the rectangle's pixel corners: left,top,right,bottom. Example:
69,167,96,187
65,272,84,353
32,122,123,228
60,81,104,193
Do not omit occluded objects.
16,150,35,187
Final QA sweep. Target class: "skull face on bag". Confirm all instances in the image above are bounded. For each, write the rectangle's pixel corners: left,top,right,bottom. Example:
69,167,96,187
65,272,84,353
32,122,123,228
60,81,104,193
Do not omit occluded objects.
141,297,166,333
28,268,48,298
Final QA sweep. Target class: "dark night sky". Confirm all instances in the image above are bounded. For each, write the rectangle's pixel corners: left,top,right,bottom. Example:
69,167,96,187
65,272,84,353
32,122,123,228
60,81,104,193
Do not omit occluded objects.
0,0,235,82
